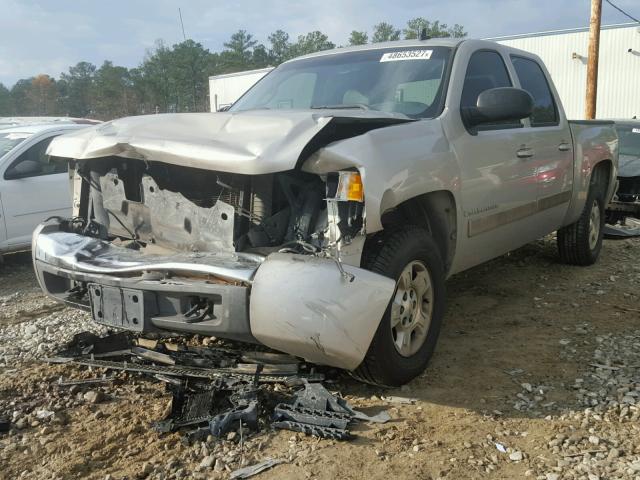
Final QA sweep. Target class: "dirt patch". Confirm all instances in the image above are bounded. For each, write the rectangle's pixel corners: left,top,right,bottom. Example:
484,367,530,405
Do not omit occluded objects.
1,236,640,479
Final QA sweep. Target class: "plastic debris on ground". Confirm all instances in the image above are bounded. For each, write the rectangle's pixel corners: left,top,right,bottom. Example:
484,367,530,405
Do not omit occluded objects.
229,458,287,479
43,331,390,442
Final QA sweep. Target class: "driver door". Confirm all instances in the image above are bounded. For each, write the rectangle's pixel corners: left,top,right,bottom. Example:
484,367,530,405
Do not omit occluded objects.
453,49,540,271
1,134,71,248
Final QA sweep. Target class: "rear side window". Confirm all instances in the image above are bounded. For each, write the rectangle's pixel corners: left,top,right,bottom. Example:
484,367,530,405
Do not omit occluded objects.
461,50,516,130
511,56,559,126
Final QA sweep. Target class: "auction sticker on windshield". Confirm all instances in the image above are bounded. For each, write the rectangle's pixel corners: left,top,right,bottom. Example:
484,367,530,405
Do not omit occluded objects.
633,128,640,134
380,50,433,62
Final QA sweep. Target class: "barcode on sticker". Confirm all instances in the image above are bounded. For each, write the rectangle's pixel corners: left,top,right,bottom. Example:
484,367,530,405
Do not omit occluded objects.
380,50,433,62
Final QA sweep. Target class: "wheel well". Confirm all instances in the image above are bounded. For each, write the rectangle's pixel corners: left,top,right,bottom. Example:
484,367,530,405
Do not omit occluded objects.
589,159,616,205
374,191,457,273
592,159,613,197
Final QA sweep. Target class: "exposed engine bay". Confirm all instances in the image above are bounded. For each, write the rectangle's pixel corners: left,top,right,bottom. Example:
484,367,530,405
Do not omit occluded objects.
67,157,365,263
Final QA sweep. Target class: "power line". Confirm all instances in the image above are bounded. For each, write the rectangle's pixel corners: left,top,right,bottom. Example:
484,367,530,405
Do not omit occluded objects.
604,0,640,23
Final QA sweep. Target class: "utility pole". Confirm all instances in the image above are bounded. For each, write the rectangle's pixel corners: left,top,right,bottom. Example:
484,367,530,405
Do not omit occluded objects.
178,8,186,41
585,0,602,119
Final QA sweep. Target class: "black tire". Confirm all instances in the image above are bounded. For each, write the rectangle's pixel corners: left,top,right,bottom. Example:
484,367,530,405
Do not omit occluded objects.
557,167,607,266
352,227,446,387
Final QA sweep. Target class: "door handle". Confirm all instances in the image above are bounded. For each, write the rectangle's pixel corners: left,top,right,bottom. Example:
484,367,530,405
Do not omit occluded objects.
558,142,571,152
516,147,534,159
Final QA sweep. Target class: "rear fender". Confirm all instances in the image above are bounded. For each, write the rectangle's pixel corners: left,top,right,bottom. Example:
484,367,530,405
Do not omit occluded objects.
564,122,618,225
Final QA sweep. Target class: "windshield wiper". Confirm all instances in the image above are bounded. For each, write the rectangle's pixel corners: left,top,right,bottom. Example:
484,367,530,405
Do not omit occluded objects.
310,104,370,110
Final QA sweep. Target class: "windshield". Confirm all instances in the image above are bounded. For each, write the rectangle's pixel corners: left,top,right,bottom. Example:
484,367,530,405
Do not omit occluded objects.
617,125,640,156
0,132,30,159
231,46,452,119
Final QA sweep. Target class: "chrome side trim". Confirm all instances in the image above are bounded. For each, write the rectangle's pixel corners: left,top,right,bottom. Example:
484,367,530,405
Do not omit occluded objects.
468,190,572,237
537,190,572,211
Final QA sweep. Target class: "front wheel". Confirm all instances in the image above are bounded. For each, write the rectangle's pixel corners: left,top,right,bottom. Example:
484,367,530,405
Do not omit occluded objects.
352,227,446,387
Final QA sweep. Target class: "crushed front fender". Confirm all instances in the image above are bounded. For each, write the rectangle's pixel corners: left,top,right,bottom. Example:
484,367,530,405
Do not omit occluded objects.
249,253,395,370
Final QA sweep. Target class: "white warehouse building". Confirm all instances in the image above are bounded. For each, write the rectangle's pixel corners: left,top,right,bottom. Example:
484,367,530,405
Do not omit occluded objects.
209,67,273,112
491,23,640,120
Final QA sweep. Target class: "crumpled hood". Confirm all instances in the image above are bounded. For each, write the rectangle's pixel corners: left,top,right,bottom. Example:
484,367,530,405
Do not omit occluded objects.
47,110,411,175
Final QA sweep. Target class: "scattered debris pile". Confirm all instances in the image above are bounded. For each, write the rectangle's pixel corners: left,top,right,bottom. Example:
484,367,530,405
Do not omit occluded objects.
273,381,390,440
42,331,389,443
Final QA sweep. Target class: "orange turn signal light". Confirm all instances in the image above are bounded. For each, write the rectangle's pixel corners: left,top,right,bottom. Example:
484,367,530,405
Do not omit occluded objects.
335,172,364,202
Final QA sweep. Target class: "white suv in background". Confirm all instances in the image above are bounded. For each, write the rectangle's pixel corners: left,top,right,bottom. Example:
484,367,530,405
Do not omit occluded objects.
0,121,98,256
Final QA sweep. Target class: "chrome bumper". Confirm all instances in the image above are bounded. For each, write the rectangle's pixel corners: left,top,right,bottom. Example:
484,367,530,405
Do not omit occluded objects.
32,221,395,370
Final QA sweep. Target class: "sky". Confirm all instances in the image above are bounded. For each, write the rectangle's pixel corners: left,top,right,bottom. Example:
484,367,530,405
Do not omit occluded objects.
0,0,638,86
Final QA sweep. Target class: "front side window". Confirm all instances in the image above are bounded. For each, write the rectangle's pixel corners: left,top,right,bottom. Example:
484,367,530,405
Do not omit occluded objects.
511,56,558,126
460,50,516,130
4,135,66,180
231,46,453,119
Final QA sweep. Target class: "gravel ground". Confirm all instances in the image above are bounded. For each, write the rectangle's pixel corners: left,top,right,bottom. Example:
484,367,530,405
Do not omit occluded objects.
1,238,640,480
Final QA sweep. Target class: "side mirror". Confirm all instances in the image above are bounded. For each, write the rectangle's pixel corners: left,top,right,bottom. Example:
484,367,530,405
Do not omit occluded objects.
218,104,232,112
6,160,42,179
464,87,533,127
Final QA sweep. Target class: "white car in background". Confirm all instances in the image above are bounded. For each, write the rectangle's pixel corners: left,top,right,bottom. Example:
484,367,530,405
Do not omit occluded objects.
0,121,98,256
0,116,99,128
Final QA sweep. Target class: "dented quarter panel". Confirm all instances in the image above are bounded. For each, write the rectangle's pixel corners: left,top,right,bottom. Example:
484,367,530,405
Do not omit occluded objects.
302,118,460,234
249,253,395,370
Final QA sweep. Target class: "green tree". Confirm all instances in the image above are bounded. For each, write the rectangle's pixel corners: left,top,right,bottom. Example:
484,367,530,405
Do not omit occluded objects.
268,30,291,64
0,83,11,115
403,17,467,39
93,61,135,119
371,22,401,43
11,79,35,115
448,24,467,38
58,61,96,117
127,67,149,114
134,39,217,114
139,40,176,113
290,31,335,58
348,31,368,46
221,30,258,70
251,44,271,68
170,40,214,112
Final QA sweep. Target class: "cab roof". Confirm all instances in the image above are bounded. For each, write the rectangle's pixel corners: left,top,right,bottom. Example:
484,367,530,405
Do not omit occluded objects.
286,37,466,63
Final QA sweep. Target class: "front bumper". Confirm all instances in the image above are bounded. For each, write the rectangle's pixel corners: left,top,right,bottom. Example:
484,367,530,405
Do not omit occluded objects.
32,221,395,370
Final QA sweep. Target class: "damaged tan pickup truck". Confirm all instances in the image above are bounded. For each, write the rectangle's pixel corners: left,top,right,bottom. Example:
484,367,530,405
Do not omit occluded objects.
32,38,618,386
